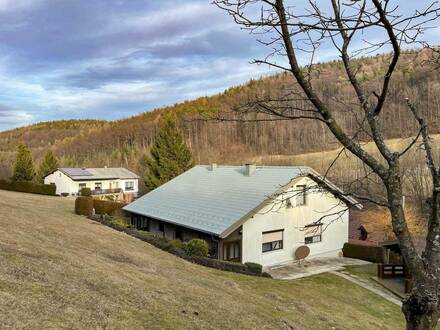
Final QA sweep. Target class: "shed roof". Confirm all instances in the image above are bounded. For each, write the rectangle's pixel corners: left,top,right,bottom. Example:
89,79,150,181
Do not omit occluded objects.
55,168,139,180
123,165,360,237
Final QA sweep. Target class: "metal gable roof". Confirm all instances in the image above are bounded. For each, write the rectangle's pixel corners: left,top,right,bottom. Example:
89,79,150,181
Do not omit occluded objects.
123,165,320,236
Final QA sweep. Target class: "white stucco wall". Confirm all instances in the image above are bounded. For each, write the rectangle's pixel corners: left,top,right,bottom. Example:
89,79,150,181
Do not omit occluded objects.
241,176,349,267
44,170,75,195
44,170,138,196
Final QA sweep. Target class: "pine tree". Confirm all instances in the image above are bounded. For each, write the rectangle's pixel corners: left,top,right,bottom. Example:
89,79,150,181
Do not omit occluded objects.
11,143,35,182
143,120,193,190
37,150,59,183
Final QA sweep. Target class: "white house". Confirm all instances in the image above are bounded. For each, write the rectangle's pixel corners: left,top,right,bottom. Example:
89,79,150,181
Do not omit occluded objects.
123,164,361,267
44,168,139,202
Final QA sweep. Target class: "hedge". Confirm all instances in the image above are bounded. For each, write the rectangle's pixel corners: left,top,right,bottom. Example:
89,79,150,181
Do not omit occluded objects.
0,180,56,196
342,242,385,263
93,215,269,277
75,196,94,217
93,199,125,216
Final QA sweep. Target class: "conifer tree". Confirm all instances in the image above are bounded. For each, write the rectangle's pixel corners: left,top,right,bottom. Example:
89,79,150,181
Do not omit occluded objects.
11,143,35,182
143,120,193,190
37,150,59,182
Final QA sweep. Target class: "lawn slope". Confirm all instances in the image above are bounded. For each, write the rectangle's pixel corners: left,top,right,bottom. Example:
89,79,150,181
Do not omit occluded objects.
0,190,404,329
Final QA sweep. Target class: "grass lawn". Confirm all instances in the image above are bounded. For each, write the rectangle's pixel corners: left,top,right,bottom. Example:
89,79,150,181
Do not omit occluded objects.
0,190,405,329
343,264,378,282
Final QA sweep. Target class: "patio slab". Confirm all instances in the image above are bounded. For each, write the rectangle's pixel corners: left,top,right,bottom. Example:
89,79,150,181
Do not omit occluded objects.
266,257,370,280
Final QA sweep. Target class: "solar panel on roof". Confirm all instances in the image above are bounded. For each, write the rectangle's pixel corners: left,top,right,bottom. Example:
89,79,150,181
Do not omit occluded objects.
63,168,93,176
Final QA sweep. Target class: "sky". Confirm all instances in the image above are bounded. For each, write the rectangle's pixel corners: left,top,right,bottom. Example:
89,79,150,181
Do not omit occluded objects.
0,0,438,131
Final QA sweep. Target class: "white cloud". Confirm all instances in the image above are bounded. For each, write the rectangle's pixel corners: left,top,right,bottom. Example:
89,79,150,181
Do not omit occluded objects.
0,0,43,12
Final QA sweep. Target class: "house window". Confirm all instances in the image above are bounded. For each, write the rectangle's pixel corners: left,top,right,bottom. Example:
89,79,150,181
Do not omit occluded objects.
79,183,86,190
125,181,134,191
295,185,307,206
223,241,240,261
304,224,322,244
262,230,284,253
159,222,165,233
95,182,102,190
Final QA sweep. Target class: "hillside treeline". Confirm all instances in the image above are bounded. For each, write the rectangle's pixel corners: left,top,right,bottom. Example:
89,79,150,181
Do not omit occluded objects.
0,50,439,184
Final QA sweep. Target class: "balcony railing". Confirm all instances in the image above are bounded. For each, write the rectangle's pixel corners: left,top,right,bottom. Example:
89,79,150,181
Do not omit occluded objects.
93,188,122,195
77,188,123,195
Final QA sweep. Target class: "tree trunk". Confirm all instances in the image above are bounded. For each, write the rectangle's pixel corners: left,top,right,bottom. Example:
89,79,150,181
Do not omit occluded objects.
403,290,439,330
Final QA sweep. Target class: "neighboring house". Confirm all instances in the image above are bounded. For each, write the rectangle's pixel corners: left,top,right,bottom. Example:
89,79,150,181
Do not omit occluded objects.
123,164,361,267
44,168,139,202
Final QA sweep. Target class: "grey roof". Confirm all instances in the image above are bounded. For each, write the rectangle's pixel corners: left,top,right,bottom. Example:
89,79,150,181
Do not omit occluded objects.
57,168,139,180
124,165,357,237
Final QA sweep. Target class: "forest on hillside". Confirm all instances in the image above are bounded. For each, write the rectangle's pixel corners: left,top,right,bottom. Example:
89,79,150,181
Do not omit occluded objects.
0,50,439,191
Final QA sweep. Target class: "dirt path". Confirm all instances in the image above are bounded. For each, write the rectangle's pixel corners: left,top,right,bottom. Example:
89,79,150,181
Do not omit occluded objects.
330,271,402,306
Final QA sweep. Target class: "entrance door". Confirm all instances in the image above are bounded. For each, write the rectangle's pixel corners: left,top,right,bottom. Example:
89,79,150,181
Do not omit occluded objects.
223,241,241,262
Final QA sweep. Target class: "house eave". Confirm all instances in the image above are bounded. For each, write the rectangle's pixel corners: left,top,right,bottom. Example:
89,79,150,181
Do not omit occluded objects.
123,209,222,237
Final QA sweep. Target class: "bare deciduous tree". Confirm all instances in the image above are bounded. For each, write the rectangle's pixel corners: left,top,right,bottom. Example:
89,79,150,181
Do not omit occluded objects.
213,0,440,328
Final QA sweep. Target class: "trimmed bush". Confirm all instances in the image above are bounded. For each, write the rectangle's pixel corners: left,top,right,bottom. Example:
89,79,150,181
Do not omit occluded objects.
245,262,263,275
61,193,69,197
80,187,91,196
0,180,56,196
75,196,94,216
184,239,209,257
170,239,187,250
342,243,385,263
93,199,125,216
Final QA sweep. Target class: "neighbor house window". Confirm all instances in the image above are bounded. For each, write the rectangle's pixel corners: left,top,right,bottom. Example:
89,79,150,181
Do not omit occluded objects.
304,224,322,244
125,181,134,191
262,230,284,252
95,182,102,190
295,185,307,206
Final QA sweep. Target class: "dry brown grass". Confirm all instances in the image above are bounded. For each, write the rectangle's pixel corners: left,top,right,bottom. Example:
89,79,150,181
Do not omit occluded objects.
0,190,404,329
252,135,440,192
352,205,426,241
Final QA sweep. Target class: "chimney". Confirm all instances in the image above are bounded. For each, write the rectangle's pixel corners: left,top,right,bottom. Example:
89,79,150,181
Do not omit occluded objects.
244,164,256,176
209,163,218,171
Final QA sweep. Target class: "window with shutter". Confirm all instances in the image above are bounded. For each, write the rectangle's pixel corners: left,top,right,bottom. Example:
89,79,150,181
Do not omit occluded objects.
262,230,284,252
304,224,322,244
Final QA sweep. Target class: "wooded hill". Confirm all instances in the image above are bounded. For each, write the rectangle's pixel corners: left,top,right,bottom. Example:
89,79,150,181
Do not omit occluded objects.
1,49,439,185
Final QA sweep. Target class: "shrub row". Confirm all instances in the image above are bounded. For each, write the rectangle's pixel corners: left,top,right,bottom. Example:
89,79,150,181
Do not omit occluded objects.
74,197,126,217
0,180,56,196
342,242,385,263
93,216,269,277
